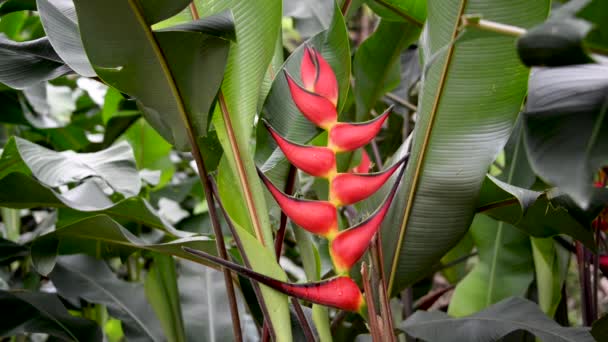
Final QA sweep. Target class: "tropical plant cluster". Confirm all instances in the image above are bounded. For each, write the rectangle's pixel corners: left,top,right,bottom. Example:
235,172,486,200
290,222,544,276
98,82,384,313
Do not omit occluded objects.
0,0,607,341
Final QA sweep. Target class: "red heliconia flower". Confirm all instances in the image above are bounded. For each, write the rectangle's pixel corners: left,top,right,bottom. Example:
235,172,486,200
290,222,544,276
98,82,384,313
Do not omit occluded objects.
263,120,336,178
330,157,407,206
350,150,372,174
330,165,404,274
285,71,337,130
300,46,338,106
257,168,338,238
328,107,391,152
183,247,366,313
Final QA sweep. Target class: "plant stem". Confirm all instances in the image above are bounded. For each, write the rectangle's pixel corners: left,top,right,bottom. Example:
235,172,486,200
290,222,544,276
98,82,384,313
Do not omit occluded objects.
370,140,383,170
185,3,242,340
340,0,353,16
576,242,593,325
208,176,277,341
372,235,395,341
291,297,315,342
461,16,526,37
274,165,297,259
385,93,417,112
361,262,382,341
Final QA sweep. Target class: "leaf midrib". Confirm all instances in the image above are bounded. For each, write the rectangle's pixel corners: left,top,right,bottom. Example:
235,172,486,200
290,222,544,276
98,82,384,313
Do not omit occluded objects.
388,0,469,294
486,127,523,306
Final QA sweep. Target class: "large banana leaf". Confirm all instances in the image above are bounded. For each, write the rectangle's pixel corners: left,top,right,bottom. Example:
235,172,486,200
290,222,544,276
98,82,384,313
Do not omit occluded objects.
71,0,233,149
383,0,550,294
195,0,281,247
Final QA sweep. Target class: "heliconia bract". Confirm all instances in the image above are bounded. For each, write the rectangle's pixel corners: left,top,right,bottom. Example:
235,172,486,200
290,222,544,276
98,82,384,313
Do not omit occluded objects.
300,46,338,106
328,107,391,152
285,71,337,129
183,247,365,313
351,150,372,174
330,165,405,274
330,156,407,206
263,120,336,178
257,168,338,237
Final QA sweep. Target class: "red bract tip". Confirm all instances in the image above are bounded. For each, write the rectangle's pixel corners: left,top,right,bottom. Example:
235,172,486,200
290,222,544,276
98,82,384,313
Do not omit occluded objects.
183,247,365,312
257,168,338,237
285,71,337,130
331,157,407,206
300,46,338,106
263,120,336,178
328,107,391,152
600,255,608,277
312,49,338,106
301,46,317,91
330,165,405,274
350,150,372,174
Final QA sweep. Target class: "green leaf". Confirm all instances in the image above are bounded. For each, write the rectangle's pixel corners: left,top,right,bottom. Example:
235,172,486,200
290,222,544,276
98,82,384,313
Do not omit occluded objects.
145,254,186,342
72,0,234,149
0,237,28,265
517,18,594,67
193,0,293,337
36,0,96,76
51,255,165,341
523,64,608,209
592,314,608,341
401,297,594,342
31,215,217,276
123,118,175,187
0,136,141,197
477,175,596,248
531,237,569,317
177,260,253,341
0,172,187,237
448,215,534,317
0,34,71,89
385,0,550,294
0,0,36,16
0,290,102,341
366,0,426,27
353,19,420,121
195,0,282,243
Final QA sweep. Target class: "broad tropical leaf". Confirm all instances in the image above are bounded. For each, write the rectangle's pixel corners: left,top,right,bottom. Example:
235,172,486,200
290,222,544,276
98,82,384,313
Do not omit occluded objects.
0,290,102,341
383,0,550,294
0,173,187,237
448,215,534,317
401,297,594,342
51,255,165,342
145,254,187,342
523,64,608,209
366,0,426,27
36,0,96,76
72,0,234,149
31,215,217,276
0,136,141,197
0,34,71,89
353,19,420,121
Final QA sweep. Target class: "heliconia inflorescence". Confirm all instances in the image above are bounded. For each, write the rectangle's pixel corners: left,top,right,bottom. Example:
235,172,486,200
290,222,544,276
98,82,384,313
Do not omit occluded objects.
257,46,407,295
187,45,407,316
